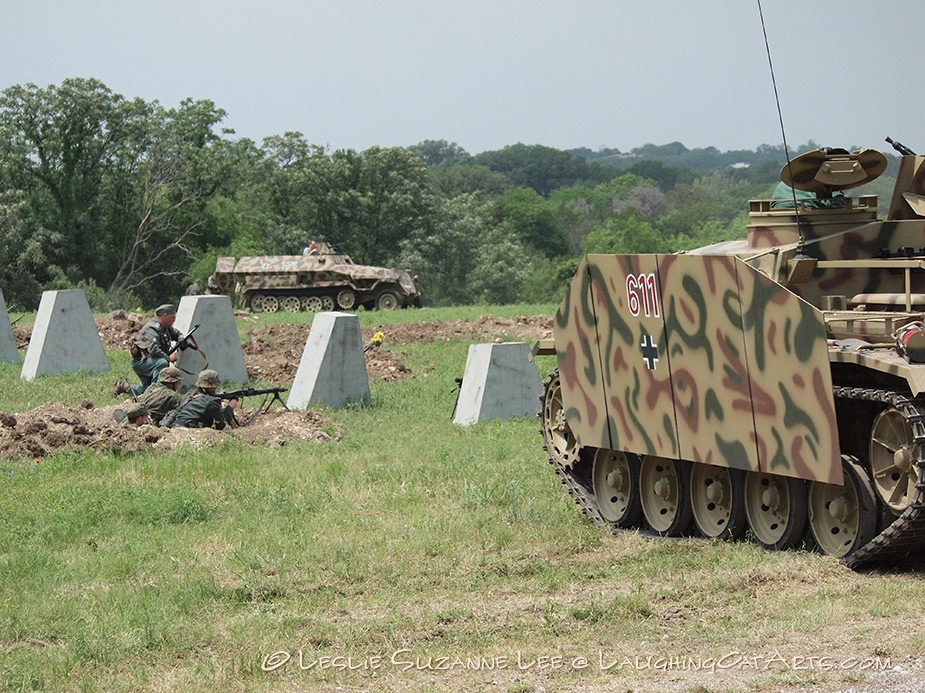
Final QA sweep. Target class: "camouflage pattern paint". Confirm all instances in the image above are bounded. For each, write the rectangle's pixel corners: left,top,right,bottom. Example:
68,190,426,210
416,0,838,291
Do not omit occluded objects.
212,242,421,310
554,253,840,484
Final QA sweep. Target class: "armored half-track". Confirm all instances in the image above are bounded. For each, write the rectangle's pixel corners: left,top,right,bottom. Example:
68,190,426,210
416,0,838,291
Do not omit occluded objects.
211,242,422,312
536,141,925,567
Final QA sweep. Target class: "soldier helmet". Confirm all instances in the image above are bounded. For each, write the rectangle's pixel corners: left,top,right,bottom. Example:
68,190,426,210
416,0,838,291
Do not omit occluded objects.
158,367,182,384
123,402,148,422
155,303,177,316
196,369,221,389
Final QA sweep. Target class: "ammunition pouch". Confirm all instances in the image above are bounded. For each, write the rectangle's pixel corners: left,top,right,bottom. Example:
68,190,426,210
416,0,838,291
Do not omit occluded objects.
130,339,149,360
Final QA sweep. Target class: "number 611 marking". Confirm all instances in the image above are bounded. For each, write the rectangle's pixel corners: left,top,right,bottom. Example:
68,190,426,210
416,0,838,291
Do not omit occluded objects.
626,273,660,317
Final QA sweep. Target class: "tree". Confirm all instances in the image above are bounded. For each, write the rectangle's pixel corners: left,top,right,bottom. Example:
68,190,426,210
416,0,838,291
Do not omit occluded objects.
0,189,47,308
407,139,471,168
398,194,495,305
474,143,594,196
0,79,229,304
499,187,568,258
107,98,229,296
0,78,150,285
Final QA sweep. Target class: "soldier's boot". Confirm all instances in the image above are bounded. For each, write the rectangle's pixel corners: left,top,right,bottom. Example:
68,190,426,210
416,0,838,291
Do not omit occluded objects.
112,378,131,397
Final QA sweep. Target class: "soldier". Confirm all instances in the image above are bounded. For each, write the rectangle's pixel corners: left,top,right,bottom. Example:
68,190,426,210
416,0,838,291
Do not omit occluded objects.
113,401,151,426
113,304,190,398
171,369,238,430
185,279,202,296
138,366,183,425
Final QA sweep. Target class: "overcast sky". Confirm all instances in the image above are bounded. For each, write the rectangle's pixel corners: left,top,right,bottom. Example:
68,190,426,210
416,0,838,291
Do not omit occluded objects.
2,1,923,156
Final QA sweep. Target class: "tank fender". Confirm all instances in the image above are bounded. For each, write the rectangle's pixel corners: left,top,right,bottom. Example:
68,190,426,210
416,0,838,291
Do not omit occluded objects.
554,253,841,485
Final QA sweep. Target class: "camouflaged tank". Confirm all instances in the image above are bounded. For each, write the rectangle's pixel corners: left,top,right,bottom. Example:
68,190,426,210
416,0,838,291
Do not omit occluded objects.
535,140,925,567
212,242,422,312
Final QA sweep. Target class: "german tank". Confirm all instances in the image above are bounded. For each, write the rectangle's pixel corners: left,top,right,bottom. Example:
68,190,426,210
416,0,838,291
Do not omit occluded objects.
536,140,925,566
211,242,422,312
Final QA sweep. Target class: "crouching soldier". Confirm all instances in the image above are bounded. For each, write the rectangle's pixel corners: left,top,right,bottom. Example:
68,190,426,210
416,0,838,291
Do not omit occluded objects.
138,366,183,425
171,369,238,430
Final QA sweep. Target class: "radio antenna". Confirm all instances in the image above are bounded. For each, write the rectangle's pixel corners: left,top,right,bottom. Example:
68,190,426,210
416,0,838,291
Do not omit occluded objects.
757,0,805,249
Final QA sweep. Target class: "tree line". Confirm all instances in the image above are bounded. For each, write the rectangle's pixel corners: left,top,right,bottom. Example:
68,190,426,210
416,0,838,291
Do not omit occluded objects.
0,78,900,311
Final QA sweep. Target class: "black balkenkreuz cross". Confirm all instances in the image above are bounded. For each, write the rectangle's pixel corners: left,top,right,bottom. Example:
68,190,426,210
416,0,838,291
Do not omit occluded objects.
641,334,659,370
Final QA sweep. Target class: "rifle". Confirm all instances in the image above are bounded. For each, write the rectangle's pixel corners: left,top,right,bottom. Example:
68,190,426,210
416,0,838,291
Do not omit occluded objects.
168,323,201,355
215,386,289,427
886,137,917,156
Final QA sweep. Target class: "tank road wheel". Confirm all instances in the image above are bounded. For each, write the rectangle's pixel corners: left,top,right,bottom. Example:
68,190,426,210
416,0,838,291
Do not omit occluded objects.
261,295,280,313
808,456,878,558
592,449,642,528
281,296,301,312
689,465,747,540
375,289,400,311
744,472,807,550
248,293,266,312
303,296,324,312
299,296,311,311
870,408,918,514
337,289,356,310
638,456,692,536
540,370,581,470
321,296,335,311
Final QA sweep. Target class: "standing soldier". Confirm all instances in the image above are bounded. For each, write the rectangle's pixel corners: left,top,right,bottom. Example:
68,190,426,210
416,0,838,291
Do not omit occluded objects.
113,304,191,398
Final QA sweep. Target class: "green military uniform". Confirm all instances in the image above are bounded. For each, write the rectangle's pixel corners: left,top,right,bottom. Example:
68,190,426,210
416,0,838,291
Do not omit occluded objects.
170,369,235,430
138,383,181,425
130,304,187,394
172,390,228,429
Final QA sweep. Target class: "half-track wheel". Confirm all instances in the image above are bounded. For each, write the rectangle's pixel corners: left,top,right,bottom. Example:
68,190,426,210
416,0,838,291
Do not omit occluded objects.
321,296,335,311
744,472,807,550
592,449,642,528
689,464,747,540
639,456,692,536
808,455,878,558
539,370,581,470
303,296,324,312
262,295,280,313
375,289,400,311
870,407,918,514
281,296,301,312
337,289,356,310
247,293,266,312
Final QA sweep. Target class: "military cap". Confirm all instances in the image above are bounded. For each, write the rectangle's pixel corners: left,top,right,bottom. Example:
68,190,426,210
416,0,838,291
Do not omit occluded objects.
196,369,221,388
158,366,182,384
155,303,177,316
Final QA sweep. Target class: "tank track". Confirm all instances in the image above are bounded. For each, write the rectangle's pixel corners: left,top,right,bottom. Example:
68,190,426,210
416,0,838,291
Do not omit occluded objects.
834,387,925,568
540,377,925,568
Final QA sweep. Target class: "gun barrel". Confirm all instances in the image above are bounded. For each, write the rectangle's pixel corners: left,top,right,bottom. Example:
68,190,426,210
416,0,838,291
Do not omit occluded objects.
216,387,288,399
886,137,917,156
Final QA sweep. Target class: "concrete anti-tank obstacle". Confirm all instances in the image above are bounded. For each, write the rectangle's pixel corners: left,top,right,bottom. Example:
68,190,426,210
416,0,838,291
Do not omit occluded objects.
175,295,249,389
288,312,370,410
0,289,19,364
452,342,542,426
21,290,109,381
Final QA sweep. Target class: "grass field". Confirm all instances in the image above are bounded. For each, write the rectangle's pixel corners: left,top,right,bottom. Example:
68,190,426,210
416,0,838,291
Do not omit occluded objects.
1,304,923,693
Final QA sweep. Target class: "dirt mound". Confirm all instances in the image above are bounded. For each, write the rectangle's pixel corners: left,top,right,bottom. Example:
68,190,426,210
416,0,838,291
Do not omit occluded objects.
4,313,551,461
0,400,341,461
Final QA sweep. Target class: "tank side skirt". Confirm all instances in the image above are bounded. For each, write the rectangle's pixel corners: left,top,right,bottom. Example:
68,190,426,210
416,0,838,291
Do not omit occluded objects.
542,382,925,566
